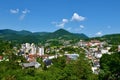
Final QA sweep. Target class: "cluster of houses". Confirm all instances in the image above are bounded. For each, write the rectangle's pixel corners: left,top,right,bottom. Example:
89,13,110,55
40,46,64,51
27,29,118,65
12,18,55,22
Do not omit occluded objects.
18,43,52,68
77,40,112,74
18,43,79,68
19,43,44,61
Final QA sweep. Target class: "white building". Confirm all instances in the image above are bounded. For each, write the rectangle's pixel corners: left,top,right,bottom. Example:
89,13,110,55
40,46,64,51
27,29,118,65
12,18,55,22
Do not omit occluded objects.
26,43,30,48
38,47,44,56
118,45,120,52
101,49,108,54
30,47,36,54
95,54,102,58
21,43,31,53
92,67,99,74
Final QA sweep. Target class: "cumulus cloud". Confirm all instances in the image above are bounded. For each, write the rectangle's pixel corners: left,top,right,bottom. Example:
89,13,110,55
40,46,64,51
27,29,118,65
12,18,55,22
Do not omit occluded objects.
22,9,30,14
95,31,102,36
10,9,19,14
20,9,30,20
52,18,68,28
52,13,86,29
10,8,30,20
71,13,85,21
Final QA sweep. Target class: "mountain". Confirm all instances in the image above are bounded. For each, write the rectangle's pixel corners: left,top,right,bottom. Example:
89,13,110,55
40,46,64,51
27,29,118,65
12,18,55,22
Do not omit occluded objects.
53,29,72,36
0,29,32,36
18,30,32,35
47,29,88,39
0,29,17,34
33,32,50,36
0,29,88,43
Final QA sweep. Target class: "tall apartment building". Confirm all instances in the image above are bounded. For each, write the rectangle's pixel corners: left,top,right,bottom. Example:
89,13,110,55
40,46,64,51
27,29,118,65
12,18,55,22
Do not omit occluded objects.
38,47,44,56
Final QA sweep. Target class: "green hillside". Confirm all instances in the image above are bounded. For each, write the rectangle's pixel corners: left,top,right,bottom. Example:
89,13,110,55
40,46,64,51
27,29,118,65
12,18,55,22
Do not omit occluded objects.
0,29,88,43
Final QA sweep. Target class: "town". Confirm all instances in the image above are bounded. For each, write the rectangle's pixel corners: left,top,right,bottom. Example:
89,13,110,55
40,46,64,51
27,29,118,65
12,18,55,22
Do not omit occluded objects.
0,39,119,75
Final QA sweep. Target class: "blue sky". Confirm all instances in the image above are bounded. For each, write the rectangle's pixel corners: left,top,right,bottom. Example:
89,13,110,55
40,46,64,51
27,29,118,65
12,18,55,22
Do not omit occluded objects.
0,0,120,37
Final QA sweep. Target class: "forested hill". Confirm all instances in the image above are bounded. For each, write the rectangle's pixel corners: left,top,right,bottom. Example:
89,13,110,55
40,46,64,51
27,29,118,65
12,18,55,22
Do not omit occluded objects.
0,29,88,43
90,33,120,45
102,34,120,45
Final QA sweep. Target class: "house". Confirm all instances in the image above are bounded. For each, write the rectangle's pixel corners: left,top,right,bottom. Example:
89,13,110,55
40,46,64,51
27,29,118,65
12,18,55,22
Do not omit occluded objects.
43,59,52,68
95,53,102,58
89,40,101,47
92,67,99,74
93,60,100,67
27,54,36,62
87,54,93,60
94,51,102,58
77,41,88,47
48,55,58,59
64,53,79,60
0,56,3,61
90,48,98,52
21,62,41,69
101,49,108,54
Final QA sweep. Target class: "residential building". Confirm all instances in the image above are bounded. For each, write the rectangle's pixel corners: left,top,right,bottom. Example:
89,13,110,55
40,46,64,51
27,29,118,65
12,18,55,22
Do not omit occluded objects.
38,47,44,56
118,45,120,52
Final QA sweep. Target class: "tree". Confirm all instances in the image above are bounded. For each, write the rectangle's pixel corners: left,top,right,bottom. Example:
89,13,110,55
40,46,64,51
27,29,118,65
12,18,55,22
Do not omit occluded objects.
99,52,120,80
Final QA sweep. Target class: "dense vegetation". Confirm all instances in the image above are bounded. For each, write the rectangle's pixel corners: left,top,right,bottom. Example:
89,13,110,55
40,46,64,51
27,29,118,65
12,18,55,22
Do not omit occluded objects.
99,52,120,80
0,55,98,80
102,34,120,45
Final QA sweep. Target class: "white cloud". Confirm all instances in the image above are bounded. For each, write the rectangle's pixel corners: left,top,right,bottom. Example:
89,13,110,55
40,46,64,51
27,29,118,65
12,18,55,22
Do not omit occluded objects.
10,9,19,14
22,9,30,14
62,19,68,23
20,9,30,20
52,18,68,28
95,31,102,36
80,25,84,29
71,13,85,21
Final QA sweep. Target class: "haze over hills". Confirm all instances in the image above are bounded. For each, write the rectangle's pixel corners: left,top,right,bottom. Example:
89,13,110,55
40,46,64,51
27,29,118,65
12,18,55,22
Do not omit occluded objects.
0,29,88,43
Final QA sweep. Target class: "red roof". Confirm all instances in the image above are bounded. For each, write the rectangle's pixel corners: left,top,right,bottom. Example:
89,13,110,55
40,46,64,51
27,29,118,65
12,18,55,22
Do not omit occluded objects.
0,56,3,60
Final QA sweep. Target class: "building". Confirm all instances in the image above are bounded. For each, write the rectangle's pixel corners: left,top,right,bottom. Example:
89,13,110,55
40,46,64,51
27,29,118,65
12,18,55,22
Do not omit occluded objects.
118,45,120,52
0,56,3,61
89,40,100,47
21,62,41,69
38,47,44,56
101,49,108,54
64,53,79,60
30,47,36,55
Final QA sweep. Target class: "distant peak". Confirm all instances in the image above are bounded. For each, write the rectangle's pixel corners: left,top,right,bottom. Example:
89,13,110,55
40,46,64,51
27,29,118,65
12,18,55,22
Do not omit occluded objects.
54,29,70,33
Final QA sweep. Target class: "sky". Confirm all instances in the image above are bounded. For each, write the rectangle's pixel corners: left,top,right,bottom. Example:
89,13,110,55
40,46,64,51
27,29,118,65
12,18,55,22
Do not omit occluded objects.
0,0,120,37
